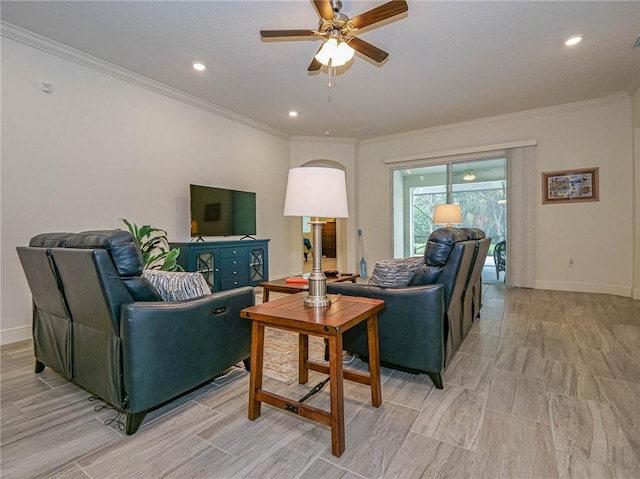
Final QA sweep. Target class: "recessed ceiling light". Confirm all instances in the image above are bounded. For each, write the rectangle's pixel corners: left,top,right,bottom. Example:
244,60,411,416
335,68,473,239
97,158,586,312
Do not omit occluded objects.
564,35,583,46
288,111,299,117
192,62,206,71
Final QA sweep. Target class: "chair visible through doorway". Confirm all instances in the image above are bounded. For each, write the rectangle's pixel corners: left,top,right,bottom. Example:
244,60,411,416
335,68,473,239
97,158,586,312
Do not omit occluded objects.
494,240,506,282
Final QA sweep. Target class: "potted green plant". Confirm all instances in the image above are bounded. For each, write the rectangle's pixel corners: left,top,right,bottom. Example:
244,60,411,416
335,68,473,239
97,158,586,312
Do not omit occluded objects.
121,219,183,271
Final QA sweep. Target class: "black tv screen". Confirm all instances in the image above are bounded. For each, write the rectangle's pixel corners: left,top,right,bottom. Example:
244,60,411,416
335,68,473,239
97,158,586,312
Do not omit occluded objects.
190,184,257,237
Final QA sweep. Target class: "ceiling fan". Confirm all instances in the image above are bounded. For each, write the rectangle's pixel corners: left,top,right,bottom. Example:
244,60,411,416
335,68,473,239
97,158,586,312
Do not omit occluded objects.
260,0,408,71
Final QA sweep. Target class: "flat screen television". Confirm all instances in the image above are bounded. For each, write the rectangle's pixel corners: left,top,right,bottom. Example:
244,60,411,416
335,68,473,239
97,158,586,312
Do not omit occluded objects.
190,184,257,238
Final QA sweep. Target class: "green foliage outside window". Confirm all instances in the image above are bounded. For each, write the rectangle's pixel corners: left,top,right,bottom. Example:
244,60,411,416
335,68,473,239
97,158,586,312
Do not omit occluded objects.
412,188,506,255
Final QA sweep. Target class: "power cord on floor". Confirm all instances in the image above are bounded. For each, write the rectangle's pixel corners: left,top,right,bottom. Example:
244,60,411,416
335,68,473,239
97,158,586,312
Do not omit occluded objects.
88,396,125,431
213,363,246,383
343,351,356,364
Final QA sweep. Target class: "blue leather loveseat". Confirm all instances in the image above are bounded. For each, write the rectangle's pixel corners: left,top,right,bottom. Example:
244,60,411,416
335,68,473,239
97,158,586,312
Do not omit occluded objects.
17,230,253,434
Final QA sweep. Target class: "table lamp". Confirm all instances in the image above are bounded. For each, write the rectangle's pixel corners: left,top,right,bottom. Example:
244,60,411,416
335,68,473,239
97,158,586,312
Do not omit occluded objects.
433,204,462,227
284,167,349,307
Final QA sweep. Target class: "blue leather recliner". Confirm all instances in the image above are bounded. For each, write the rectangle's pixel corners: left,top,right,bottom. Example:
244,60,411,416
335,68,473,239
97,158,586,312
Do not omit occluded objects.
17,230,253,434
327,227,485,388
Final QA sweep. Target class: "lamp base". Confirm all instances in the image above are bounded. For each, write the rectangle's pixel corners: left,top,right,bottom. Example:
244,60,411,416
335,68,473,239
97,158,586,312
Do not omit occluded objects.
304,221,331,308
303,294,332,308
304,270,331,307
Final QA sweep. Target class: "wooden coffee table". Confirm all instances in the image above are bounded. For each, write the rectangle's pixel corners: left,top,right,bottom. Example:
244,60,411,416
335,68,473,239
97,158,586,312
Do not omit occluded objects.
259,273,359,302
240,293,385,457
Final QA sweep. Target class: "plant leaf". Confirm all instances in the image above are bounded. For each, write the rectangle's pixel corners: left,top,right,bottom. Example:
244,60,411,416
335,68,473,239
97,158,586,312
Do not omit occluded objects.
120,218,181,271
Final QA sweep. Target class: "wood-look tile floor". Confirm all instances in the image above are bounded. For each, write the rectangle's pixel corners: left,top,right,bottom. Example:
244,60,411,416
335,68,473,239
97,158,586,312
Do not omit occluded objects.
2,286,640,478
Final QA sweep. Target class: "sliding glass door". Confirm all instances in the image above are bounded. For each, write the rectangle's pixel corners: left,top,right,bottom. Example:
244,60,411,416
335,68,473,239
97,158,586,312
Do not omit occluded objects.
392,157,506,282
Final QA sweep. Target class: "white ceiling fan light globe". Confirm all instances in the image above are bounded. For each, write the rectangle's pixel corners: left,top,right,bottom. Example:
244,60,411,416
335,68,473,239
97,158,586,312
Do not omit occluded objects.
315,38,338,66
336,41,355,63
314,38,354,67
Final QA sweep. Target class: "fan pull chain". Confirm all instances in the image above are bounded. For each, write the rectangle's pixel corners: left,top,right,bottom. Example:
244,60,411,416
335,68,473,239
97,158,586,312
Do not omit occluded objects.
327,60,333,103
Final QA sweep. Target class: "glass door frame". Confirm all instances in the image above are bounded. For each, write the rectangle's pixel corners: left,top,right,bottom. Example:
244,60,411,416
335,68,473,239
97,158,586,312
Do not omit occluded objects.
391,156,507,269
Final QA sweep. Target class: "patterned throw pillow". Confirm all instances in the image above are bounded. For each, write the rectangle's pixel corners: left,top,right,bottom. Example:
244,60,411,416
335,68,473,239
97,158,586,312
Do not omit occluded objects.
367,256,425,288
142,270,211,301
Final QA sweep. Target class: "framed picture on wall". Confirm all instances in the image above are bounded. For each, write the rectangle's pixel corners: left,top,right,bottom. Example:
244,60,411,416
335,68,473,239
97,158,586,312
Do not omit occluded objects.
542,167,599,204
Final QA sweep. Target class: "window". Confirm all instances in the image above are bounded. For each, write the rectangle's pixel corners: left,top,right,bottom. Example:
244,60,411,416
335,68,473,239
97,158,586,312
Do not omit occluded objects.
392,157,506,282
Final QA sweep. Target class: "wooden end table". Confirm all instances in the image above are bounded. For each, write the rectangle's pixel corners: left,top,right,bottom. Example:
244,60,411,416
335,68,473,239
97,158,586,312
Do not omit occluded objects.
259,273,359,302
240,293,385,457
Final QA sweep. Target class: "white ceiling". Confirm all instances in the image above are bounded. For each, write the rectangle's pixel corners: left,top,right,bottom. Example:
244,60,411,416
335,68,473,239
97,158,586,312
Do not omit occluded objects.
2,1,639,139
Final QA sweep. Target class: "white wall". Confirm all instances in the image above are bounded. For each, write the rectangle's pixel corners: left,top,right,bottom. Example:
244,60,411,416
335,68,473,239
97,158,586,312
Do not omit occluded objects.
632,87,640,299
289,138,357,274
1,38,292,343
357,94,635,297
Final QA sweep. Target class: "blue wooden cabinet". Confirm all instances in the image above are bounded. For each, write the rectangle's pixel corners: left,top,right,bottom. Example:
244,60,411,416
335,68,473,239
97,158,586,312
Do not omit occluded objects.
171,239,269,292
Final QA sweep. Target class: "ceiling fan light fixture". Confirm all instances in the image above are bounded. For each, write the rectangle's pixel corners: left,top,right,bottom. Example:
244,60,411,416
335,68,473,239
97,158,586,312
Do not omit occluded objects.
192,61,206,71
315,38,354,67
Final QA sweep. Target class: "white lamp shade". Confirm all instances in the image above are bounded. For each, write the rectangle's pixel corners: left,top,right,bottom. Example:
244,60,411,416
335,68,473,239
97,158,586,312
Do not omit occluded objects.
284,167,349,218
433,204,462,225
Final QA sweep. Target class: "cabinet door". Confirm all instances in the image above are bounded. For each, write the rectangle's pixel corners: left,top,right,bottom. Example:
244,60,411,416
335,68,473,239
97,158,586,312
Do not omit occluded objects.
249,247,266,285
194,250,216,291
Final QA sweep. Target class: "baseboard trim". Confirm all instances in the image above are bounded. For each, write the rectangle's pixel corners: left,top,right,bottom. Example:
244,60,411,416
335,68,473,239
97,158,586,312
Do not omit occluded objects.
534,280,632,298
633,288,640,300
0,326,31,346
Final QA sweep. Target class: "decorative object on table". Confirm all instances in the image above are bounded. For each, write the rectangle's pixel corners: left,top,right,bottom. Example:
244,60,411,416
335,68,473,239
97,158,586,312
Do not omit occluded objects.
358,228,367,278
324,269,339,277
542,167,599,204
433,203,462,227
285,277,309,284
121,219,183,271
283,166,349,307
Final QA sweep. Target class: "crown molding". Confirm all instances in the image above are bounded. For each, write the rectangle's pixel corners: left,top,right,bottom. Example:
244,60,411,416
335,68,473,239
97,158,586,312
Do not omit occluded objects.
361,91,630,145
625,72,640,96
1,22,291,141
384,139,537,164
291,136,358,145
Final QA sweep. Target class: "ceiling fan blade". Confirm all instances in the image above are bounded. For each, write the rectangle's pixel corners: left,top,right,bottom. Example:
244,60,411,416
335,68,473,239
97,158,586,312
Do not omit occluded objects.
308,57,323,72
313,1,335,20
349,0,408,30
348,36,389,63
260,29,316,38
308,45,324,71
